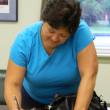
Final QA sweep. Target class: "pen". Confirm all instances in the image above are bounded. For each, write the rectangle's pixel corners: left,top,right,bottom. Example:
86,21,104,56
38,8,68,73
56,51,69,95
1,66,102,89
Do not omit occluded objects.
13,96,21,110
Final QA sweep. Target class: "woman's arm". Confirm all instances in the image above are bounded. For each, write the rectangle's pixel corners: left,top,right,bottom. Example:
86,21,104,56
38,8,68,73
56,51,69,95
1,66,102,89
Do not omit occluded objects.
4,60,26,110
73,42,98,110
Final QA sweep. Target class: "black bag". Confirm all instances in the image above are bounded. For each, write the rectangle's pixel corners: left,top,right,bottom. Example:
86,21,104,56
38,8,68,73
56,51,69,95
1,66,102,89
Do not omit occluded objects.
88,91,107,110
48,91,108,110
25,91,108,110
68,91,107,110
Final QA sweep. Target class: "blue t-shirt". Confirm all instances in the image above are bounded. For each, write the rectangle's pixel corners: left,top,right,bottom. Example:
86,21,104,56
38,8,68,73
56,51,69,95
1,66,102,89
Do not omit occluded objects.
9,20,94,104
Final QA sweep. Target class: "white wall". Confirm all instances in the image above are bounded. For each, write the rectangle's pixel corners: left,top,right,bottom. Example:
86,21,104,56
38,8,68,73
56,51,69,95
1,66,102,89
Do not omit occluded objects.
0,0,42,69
95,62,110,103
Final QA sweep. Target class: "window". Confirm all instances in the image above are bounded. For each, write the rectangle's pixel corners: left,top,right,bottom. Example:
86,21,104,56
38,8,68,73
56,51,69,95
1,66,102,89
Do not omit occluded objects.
81,0,110,57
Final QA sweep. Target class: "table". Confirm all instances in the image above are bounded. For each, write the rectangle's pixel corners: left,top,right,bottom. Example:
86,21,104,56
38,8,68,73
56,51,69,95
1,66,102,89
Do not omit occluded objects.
0,105,8,110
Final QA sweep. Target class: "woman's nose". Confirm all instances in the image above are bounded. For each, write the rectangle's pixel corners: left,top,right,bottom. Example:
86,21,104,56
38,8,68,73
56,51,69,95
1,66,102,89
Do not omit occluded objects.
51,35,60,42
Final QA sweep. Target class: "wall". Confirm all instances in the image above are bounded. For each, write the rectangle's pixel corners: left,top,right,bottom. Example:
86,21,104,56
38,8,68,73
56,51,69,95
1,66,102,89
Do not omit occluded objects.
95,58,110,104
0,0,110,104
0,0,42,69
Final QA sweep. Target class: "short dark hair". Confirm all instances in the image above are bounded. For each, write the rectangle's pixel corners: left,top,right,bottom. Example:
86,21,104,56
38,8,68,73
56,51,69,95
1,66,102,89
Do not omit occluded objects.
41,0,81,34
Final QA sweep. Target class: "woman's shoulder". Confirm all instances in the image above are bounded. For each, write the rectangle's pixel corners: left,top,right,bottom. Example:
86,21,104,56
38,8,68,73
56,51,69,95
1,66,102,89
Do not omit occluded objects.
78,19,90,31
71,19,94,54
17,21,43,38
14,21,43,45
73,19,93,38
10,21,43,67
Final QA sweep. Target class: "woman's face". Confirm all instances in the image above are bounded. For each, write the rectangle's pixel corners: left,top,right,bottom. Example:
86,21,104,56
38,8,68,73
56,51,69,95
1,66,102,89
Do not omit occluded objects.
41,22,70,49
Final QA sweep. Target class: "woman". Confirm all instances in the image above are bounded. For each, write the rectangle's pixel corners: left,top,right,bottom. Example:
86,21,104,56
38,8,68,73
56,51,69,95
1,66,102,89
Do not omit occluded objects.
4,0,98,110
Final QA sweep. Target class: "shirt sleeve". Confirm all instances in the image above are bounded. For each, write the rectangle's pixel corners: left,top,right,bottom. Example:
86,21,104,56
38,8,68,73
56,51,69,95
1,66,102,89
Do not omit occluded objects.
9,32,28,68
73,20,95,55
